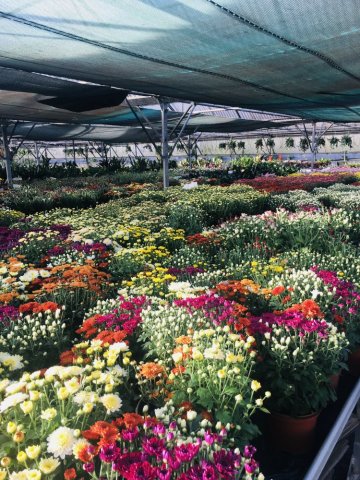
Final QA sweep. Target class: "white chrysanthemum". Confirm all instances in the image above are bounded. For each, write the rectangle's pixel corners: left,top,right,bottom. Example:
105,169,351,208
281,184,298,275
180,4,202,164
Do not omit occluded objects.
39,269,50,278
73,391,98,405
47,427,76,459
100,394,123,414
109,342,128,353
40,408,57,421
168,281,191,291
39,457,60,474
64,377,81,394
9,470,28,480
0,379,10,392
203,346,225,360
5,381,27,395
19,269,39,283
60,366,83,379
0,352,24,371
0,392,29,413
44,366,63,379
108,365,128,377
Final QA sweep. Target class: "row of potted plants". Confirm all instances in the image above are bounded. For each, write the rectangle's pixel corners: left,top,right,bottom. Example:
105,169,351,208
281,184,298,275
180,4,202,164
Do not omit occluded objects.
0,182,360,477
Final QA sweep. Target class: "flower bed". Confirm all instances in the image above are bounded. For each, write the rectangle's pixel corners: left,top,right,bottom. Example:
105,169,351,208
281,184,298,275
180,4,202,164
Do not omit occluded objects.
1,183,360,478
236,172,357,193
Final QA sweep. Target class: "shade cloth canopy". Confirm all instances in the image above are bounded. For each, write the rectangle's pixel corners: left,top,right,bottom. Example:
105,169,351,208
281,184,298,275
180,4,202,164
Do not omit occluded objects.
0,1,359,122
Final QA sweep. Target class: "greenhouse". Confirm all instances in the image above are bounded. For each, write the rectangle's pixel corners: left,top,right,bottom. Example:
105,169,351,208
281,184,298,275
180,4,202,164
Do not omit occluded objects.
1,1,360,479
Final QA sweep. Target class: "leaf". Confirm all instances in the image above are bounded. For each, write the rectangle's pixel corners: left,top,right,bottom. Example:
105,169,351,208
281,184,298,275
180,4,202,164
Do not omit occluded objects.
172,390,187,405
216,409,232,424
196,388,214,410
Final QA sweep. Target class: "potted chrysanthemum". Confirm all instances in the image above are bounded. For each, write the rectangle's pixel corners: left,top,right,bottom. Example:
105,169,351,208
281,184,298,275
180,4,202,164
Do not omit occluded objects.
251,299,348,454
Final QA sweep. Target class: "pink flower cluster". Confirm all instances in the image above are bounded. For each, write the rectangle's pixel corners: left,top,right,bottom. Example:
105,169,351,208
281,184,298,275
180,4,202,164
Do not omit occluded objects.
167,266,205,277
174,293,238,326
79,415,261,480
251,310,329,338
96,295,149,335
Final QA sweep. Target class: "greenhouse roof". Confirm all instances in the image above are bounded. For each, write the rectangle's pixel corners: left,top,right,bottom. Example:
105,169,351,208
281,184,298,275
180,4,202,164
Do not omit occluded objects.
9,117,295,143
1,1,360,122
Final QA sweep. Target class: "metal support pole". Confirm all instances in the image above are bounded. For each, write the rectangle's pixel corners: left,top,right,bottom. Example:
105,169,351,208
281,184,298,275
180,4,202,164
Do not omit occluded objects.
188,135,192,169
1,124,13,189
72,140,76,163
311,121,317,170
161,101,169,189
34,142,40,167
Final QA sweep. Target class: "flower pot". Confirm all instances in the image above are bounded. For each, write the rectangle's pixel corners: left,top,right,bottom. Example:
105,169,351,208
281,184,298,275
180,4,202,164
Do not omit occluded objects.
265,411,320,455
348,347,360,377
329,371,341,390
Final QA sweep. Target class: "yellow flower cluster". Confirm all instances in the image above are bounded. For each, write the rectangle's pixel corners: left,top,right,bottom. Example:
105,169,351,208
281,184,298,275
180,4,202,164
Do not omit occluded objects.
122,267,176,296
250,257,286,277
0,339,130,477
115,245,171,264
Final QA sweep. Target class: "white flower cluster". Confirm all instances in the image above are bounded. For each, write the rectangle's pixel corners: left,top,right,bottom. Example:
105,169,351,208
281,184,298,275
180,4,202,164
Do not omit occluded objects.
269,268,335,307
139,303,213,363
0,309,66,356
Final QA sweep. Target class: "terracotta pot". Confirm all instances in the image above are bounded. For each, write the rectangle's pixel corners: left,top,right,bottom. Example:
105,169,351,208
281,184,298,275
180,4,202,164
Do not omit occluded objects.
348,347,360,376
266,411,320,454
329,371,341,390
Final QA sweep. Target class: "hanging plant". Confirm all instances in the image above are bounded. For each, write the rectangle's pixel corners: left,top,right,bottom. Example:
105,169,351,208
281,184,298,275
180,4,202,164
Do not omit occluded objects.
219,142,227,150
299,138,309,152
266,137,275,153
144,144,153,151
255,139,263,152
341,135,352,149
316,138,326,148
227,139,237,154
329,136,339,149
237,141,245,152
285,137,295,149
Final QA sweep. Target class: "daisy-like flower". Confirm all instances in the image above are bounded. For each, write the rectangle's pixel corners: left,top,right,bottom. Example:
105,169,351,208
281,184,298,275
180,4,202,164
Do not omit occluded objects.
109,342,129,353
100,394,123,414
40,408,57,420
0,352,24,371
5,381,27,395
38,457,60,474
73,391,98,405
9,470,28,480
0,392,29,413
25,470,41,480
47,427,76,459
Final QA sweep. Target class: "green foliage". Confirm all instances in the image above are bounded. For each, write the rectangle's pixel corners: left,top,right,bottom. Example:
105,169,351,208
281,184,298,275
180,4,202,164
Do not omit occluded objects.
0,209,25,226
265,136,275,153
299,137,310,152
237,141,246,152
329,136,340,148
285,137,295,149
341,134,353,149
167,203,207,235
230,156,298,178
255,138,263,151
2,186,110,214
317,137,326,148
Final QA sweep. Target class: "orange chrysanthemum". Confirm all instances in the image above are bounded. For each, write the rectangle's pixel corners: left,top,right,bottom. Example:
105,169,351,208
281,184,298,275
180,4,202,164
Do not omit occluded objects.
139,362,165,379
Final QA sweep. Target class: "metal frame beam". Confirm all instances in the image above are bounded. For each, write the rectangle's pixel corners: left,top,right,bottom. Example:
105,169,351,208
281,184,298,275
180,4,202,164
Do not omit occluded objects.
160,101,169,189
126,99,161,156
1,123,13,188
168,103,196,158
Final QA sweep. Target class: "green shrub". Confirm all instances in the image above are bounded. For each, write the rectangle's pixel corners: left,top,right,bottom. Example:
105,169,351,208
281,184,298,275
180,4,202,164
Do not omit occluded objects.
0,208,25,226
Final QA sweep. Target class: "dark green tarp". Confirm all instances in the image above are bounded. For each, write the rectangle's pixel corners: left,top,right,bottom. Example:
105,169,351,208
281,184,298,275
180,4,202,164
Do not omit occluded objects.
0,1,360,121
